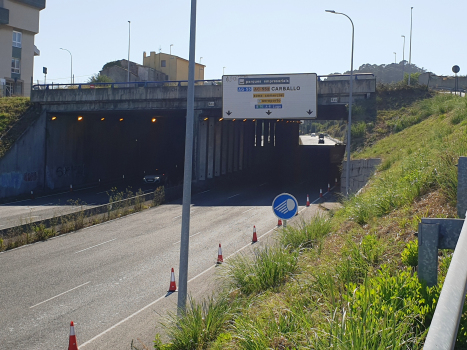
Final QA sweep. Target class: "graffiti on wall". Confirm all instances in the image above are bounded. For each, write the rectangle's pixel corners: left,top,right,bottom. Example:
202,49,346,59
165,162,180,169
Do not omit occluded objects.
0,171,39,189
55,164,85,178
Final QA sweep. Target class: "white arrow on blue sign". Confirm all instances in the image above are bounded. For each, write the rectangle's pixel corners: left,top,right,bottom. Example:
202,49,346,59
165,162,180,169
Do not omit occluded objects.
272,193,298,220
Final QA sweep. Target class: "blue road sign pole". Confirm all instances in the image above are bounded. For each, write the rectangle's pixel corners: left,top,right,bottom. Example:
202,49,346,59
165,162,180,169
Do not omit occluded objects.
272,193,298,221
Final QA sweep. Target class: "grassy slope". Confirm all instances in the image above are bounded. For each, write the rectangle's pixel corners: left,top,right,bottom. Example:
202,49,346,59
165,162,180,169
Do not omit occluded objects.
0,97,32,157
149,93,467,350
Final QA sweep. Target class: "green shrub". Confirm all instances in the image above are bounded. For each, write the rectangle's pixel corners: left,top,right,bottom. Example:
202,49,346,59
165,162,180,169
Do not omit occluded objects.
157,295,232,350
279,215,332,251
401,240,418,267
226,245,299,295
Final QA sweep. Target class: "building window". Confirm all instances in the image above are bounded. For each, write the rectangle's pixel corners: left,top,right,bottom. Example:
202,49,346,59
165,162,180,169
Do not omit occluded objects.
13,31,22,48
11,58,20,74
6,82,14,97
161,60,166,67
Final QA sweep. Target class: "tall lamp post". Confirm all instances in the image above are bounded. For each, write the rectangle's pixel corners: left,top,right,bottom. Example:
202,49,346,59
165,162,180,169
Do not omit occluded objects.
178,0,197,314
325,10,354,197
401,35,405,80
170,44,174,80
393,52,397,64
408,7,413,85
60,48,73,84
128,21,131,84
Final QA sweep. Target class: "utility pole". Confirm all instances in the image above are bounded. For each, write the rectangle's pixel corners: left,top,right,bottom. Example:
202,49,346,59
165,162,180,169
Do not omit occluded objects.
408,7,413,86
128,21,131,84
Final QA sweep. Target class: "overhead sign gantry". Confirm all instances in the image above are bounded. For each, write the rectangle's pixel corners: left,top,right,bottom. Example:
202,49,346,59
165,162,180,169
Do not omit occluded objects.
222,73,317,120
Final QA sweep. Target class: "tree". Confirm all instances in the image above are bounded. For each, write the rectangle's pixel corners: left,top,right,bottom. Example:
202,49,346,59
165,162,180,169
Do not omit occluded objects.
338,62,427,84
87,74,113,83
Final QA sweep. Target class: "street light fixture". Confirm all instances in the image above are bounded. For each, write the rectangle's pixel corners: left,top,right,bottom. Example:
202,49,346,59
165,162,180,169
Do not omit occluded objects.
325,9,354,197
393,52,397,64
60,48,73,84
128,21,131,84
408,7,413,86
170,44,174,79
401,35,406,80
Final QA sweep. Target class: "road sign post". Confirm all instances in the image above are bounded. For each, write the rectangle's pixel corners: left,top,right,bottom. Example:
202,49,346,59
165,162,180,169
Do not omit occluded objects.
272,193,298,221
223,74,317,120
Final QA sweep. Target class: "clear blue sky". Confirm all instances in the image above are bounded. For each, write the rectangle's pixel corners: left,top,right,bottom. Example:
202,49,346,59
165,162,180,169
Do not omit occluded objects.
33,0,464,84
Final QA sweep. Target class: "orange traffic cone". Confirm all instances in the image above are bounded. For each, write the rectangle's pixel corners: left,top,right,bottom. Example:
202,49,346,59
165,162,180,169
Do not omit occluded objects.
168,268,177,292
252,226,258,243
68,321,79,350
328,183,331,192
70,184,73,192
217,244,223,264
306,194,310,207
319,189,323,198
31,190,34,199
335,178,338,186
277,219,282,227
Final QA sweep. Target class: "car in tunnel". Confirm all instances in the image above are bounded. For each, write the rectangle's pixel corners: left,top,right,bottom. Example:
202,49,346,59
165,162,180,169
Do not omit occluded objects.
143,170,168,185
318,133,325,144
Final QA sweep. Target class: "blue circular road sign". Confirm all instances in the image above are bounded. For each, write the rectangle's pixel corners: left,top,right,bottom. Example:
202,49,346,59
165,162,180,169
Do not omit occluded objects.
272,193,298,220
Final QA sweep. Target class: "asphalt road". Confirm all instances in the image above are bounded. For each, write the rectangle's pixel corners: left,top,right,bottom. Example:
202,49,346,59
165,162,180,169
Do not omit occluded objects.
0,182,159,231
0,179,333,349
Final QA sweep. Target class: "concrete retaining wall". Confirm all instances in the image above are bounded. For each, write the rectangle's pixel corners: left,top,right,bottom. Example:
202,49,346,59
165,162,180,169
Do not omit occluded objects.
0,110,46,198
341,158,381,195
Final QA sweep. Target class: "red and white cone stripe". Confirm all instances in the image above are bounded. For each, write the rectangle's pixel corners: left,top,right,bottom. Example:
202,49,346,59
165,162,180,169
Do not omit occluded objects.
252,226,258,243
217,244,223,264
319,189,323,198
306,194,310,207
328,183,331,192
68,321,79,350
277,219,282,227
168,268,177,292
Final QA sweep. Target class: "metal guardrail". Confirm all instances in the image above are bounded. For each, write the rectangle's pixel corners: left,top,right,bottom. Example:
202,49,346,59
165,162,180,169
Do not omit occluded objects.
31,79,222,91
423,214,467,349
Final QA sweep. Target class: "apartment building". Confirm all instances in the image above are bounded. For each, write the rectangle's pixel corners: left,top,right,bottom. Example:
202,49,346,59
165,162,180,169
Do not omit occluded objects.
143,51,205,81
0,0,45,97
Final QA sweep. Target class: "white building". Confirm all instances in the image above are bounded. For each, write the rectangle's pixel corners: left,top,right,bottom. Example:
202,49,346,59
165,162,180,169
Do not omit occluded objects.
0,0,45,97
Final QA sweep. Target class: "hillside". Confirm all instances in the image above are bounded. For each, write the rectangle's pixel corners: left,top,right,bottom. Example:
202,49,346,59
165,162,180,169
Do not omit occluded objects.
149,93,467,349
0,97,40,158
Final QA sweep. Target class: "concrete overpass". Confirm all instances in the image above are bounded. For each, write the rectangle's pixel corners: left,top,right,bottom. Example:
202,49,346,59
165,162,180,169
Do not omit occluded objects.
0,75,375,199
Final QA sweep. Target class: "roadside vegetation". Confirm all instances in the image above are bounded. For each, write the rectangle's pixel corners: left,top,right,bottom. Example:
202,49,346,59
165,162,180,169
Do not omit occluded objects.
0,97,33,157
0,186,165,252
146,90,467,349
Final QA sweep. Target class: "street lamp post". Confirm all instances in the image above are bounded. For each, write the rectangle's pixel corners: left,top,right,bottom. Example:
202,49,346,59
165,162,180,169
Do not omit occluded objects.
128,21,131,84
178,0,197,314
393,52,397,64
408,7,413,86
169,44,174,80
60,48,73,84
223,67,226,75
326,10,354,197
401,35,405,80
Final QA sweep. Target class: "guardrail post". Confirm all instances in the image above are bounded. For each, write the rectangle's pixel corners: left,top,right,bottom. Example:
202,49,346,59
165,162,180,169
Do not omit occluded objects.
418,223,440,287
457,157,467,219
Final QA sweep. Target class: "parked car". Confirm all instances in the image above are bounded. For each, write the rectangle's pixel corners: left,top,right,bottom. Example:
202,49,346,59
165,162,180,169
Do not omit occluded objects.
143,170,168,185
318,133,325,144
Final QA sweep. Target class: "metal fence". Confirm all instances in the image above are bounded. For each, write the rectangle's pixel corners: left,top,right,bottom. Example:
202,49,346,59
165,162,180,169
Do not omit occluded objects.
423,216,467,349
31,79,222,91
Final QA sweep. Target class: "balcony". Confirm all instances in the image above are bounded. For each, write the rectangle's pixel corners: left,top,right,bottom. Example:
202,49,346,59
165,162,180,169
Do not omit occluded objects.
12,0,46,10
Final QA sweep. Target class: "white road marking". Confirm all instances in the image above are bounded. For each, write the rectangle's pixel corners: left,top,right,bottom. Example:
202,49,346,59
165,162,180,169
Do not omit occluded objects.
242,207,255,213
75,239,117,254
29,281,90,309
195,190,210,195
96,190,108,195
227,193,240,199
78,196,313,347
173,232,202,245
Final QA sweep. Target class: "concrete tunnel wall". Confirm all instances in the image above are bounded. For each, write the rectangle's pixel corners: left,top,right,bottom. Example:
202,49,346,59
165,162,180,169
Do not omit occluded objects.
0,108,338,200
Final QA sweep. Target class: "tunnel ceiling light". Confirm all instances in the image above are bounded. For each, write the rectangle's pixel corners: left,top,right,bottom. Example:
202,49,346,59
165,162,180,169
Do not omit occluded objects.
219,117,224,121
232,119,236,121
203,117,209,121
119,118,124,122
243,119,247,122
77,116,83,121
152,118,157,123
101,117,105,121
252,119,256,122
51,116,57,121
